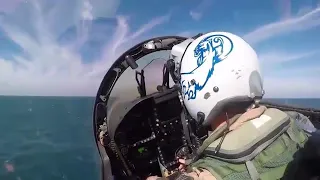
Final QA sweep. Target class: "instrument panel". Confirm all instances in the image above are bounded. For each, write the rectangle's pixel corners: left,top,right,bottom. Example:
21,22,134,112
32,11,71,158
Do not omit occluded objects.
114,89,185,178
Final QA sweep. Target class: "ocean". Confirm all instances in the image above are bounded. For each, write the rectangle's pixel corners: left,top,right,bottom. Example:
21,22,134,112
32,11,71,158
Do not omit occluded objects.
0,96,319,180
0,96,99,180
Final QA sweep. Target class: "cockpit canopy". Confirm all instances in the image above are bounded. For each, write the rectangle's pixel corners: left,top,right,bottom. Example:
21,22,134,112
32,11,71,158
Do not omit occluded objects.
93,36,189,141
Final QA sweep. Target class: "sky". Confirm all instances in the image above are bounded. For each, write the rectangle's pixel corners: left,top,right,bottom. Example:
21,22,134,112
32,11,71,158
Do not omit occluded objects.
0,0,319,98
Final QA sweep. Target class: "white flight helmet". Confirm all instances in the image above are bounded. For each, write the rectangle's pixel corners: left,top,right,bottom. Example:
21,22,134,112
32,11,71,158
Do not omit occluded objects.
171,31,264,126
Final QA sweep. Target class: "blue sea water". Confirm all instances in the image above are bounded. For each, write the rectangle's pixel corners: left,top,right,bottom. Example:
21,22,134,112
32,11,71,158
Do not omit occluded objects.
263,98,320,109
0,96,99,180
0,96,319,180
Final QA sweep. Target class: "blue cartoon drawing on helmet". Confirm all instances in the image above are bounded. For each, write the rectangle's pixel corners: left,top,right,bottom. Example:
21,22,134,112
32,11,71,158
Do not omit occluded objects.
181,34,234,100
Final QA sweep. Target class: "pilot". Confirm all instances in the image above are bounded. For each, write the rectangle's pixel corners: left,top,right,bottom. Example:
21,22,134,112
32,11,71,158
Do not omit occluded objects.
147,31,318,180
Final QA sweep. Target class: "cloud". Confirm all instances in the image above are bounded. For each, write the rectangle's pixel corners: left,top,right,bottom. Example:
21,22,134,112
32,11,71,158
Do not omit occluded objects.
264,76,320,98
189,11,202,21
238,4,320,98
87,14,170,78
297,5,313,16
188,0,213,21
259,50,319,68
0,0,170,96
243,6,320,45
276,0,292,20
0,0,23,12
258,50,320,98
253,49,320,98
177,31,194,37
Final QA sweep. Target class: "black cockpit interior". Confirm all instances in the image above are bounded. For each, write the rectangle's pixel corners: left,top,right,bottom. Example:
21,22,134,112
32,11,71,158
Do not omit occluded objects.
93,36,208,180
113,88,184,178
99,86,206,179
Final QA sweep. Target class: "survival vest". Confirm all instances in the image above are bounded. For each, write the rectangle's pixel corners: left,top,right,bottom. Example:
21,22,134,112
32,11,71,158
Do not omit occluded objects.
190,108,309,180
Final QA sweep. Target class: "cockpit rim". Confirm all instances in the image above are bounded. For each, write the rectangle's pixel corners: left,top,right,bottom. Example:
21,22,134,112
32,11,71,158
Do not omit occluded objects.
93,35,188,139
92,35,189,180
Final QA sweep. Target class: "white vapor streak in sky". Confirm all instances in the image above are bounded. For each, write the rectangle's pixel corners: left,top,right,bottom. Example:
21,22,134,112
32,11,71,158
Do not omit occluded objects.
189,0,212,21
264,77,320,98
243,7,320,45
259,51,319,67
0,0,169,96
242,4,320,98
